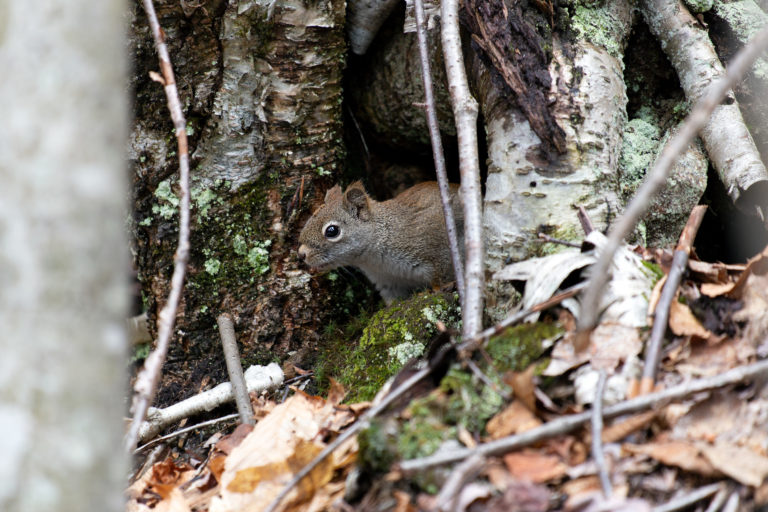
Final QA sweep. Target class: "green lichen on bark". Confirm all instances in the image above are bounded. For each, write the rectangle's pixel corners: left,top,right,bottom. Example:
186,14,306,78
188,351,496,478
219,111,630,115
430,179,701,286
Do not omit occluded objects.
569,2,626,59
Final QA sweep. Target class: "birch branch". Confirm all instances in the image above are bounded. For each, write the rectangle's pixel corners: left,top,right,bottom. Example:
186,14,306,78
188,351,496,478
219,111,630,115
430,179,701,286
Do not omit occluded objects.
577,23,768,335
441,0,484,339
641,0,768,219
125,0,192,452
413,0,465,309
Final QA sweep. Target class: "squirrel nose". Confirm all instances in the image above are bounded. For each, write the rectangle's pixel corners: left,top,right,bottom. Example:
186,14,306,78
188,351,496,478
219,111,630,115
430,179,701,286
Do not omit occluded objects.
297,245,307,261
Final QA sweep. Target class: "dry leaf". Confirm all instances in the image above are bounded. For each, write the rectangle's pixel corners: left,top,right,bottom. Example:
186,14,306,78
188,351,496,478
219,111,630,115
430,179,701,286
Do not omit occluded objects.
503,450,567,483
486,400,542,440
623,441,720,477
700,441,768,487
504,365,537,412
668,300,713,339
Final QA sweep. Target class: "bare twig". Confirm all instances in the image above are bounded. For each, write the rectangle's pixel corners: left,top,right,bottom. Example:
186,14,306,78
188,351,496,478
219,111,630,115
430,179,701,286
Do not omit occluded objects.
413,0,465,309
641,205,707,393
441,0,484,339
264,343,454,512
538,233,582,248
577,24,768,337
398,357,768,472
433,454,486,511
218,313,255,425
591,369,612,499
653,482,725,512
134,413,239,455
125,0,192,453
721,492,740,512
704,486,730,512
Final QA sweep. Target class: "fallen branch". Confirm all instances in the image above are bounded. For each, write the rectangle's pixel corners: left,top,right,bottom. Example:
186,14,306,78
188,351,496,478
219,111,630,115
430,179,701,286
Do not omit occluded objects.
137,363,283,443
591,369,611,499
641,0,768,219
125,0,192,453
134,413,239,455
413,0,465,309
398,357,768,472
441,0,484,339
654,481,725,512
218,313,255,425
641,205,707,393
577,23,768,336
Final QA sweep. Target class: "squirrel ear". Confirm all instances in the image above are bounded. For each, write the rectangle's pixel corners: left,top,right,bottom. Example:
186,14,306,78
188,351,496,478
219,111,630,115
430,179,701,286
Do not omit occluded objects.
324,185,342,203
343,182,371,219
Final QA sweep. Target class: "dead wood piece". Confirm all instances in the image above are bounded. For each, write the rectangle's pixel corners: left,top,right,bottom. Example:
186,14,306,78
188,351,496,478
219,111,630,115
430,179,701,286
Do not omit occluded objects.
591,369,612,499
641,205,707,392
461,0,565,156
641,0,768,218
218,313,255,425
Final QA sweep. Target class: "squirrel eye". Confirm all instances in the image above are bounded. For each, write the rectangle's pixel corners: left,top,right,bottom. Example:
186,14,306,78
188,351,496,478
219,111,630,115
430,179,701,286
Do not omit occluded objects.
324,224,340,239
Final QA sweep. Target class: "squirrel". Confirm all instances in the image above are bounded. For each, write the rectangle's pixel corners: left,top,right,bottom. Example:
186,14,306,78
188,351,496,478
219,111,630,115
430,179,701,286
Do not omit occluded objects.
297,181,464,303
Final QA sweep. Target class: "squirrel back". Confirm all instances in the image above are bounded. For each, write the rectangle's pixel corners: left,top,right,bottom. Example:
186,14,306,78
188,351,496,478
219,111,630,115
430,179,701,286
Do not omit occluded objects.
298,181,464,302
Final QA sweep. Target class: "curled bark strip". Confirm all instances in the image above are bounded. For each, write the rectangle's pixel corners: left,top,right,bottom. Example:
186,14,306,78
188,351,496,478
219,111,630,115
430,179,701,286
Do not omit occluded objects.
461,0,566,157
347,0,400,55
125,0,192,453
641,0,768,218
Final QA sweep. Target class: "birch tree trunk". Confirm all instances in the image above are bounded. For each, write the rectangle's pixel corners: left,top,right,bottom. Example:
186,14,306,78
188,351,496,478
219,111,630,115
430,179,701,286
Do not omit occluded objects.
130,0,347,398
0,2,128,511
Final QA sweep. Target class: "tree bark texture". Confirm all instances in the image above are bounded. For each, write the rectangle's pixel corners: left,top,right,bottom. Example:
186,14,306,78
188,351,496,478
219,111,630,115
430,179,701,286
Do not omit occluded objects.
0,2,128,511
473,0,633,318
130,0,347,399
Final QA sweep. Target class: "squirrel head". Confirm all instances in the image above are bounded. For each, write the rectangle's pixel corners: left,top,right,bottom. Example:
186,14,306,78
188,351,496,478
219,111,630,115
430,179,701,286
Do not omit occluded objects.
297,181,374,271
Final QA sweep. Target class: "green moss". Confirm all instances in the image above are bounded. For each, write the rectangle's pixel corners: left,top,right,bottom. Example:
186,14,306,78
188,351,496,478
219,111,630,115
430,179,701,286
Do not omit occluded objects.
318,292,460,403
486,321,561,373
570,4,624,59
204,258,221,275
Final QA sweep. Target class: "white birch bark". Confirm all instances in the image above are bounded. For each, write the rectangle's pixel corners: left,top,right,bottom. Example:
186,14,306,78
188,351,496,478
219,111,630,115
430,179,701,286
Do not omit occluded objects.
0,2,128,511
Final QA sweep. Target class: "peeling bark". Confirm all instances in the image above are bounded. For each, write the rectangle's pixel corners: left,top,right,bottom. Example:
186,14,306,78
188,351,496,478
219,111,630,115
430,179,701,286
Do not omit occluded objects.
130,0,347,402
477,1,633,278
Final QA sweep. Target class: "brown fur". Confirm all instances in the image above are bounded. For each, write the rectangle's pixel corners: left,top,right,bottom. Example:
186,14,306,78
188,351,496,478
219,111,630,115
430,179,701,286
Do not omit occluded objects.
298,181,464,303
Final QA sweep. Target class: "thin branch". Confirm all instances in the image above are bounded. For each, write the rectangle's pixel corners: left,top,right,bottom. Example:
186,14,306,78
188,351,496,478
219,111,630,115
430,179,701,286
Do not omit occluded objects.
641,205,707,393
398,357,768,472
441,0,484,339
134,413,239,455
433,454,486,511
577,24,768,336
591,369,612,499
413,0,465,309
538,233,582,248
653,482,725,512
218,313,255,425
125,0,192,453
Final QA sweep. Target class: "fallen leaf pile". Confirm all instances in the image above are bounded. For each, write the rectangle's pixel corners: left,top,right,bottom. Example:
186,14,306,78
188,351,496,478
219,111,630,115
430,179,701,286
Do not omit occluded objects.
126,245,768,511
